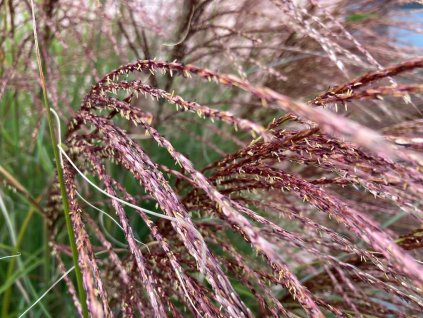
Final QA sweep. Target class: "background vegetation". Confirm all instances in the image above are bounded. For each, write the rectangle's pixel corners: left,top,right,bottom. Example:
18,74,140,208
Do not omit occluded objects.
1,0,423,317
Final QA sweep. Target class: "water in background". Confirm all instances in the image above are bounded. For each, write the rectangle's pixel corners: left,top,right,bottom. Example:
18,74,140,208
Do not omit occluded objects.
396,3,423,47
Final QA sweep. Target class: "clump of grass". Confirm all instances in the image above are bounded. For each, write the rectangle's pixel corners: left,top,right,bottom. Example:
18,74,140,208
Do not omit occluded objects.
1,1,423,317
41,57,422,317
